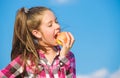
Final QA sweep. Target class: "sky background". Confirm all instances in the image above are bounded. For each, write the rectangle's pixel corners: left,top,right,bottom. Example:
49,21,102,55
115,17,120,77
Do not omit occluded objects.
0,0,120,78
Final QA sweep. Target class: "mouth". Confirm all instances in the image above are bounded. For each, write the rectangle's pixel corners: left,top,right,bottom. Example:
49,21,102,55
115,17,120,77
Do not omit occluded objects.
54,32,60,39
54,34,58,39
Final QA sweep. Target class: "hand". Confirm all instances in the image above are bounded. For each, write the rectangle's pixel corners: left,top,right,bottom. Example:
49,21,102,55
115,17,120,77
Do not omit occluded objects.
59,32,75,57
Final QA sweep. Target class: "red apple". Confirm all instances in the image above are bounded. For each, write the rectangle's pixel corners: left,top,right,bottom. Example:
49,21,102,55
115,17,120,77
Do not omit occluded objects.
56,32,67,46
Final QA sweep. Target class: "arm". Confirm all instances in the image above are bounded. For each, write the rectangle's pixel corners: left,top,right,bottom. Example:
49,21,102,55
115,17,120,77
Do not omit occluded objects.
0,56,24,78
58,32,76,77
59,51,76,78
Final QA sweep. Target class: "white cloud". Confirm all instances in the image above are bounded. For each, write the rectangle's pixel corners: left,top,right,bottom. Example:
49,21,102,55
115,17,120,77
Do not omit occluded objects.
54,0,69,4
109,69,120,78
77,68,120,78
50,0,77,5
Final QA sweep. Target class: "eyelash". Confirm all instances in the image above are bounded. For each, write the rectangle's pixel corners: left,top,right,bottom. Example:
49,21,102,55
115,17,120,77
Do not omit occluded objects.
48,20,59,27
48,24,52,27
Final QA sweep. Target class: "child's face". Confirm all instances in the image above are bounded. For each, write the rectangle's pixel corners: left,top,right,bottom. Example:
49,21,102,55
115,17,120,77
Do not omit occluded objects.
38,10,61,46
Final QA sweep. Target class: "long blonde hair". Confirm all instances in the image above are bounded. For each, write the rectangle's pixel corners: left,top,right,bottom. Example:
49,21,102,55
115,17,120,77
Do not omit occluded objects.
11,6,50,74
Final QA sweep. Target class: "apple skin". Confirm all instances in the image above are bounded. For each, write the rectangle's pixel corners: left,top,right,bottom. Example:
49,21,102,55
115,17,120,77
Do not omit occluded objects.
56,32,67,46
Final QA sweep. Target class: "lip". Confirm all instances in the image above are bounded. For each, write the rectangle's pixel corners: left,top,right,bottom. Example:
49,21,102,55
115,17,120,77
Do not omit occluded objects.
54,34,57,39
54,33,58,39
54,32,60,39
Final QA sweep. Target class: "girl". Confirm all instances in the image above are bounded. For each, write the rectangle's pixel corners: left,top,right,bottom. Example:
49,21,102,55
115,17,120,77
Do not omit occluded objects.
0,6,76,78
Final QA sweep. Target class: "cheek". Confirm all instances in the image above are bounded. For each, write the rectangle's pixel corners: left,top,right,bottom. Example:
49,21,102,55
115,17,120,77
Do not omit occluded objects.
41,27,54,41
44,32,53,39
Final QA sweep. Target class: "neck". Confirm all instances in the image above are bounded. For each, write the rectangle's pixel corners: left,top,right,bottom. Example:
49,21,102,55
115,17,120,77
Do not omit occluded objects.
39,45,57,54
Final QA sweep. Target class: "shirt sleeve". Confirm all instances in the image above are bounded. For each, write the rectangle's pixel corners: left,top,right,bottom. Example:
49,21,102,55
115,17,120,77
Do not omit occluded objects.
59,51,76,78
0,56,24,78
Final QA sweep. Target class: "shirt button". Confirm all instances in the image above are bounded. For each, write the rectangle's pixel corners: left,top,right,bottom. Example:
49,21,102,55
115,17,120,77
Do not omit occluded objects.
60,62,63,66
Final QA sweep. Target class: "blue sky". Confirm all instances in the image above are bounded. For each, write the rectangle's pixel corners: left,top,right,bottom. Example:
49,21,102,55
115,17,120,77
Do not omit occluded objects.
0,0,120,78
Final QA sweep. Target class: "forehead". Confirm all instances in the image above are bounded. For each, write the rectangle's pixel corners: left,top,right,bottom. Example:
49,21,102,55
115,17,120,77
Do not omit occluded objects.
41,10,56,24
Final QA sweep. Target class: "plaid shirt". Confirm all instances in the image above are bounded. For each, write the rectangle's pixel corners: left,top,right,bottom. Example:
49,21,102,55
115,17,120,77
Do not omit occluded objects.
0,48,76,78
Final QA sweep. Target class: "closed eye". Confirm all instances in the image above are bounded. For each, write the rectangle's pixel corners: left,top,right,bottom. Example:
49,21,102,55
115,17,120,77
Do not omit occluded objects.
48,23,52,27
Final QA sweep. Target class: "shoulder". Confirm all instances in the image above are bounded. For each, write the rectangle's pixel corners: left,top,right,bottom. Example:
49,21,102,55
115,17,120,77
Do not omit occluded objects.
11,55,23,65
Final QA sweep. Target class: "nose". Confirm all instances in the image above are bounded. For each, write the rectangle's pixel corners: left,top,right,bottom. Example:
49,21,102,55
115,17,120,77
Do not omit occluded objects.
55,23,61,31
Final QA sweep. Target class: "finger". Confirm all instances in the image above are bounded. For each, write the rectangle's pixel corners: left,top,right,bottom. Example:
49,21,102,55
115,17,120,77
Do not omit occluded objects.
65,32,71,46
68,32,75,47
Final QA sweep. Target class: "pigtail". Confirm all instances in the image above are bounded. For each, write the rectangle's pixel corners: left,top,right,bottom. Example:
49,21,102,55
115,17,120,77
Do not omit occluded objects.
11,7,39,70
11,8,27,60
11,7,50,76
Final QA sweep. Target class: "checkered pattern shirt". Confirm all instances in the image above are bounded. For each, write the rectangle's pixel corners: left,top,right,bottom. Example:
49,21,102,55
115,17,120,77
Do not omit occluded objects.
0,48,76,78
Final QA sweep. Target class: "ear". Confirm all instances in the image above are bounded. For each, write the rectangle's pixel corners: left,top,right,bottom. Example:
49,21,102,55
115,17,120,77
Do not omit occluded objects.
32,30,42,39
